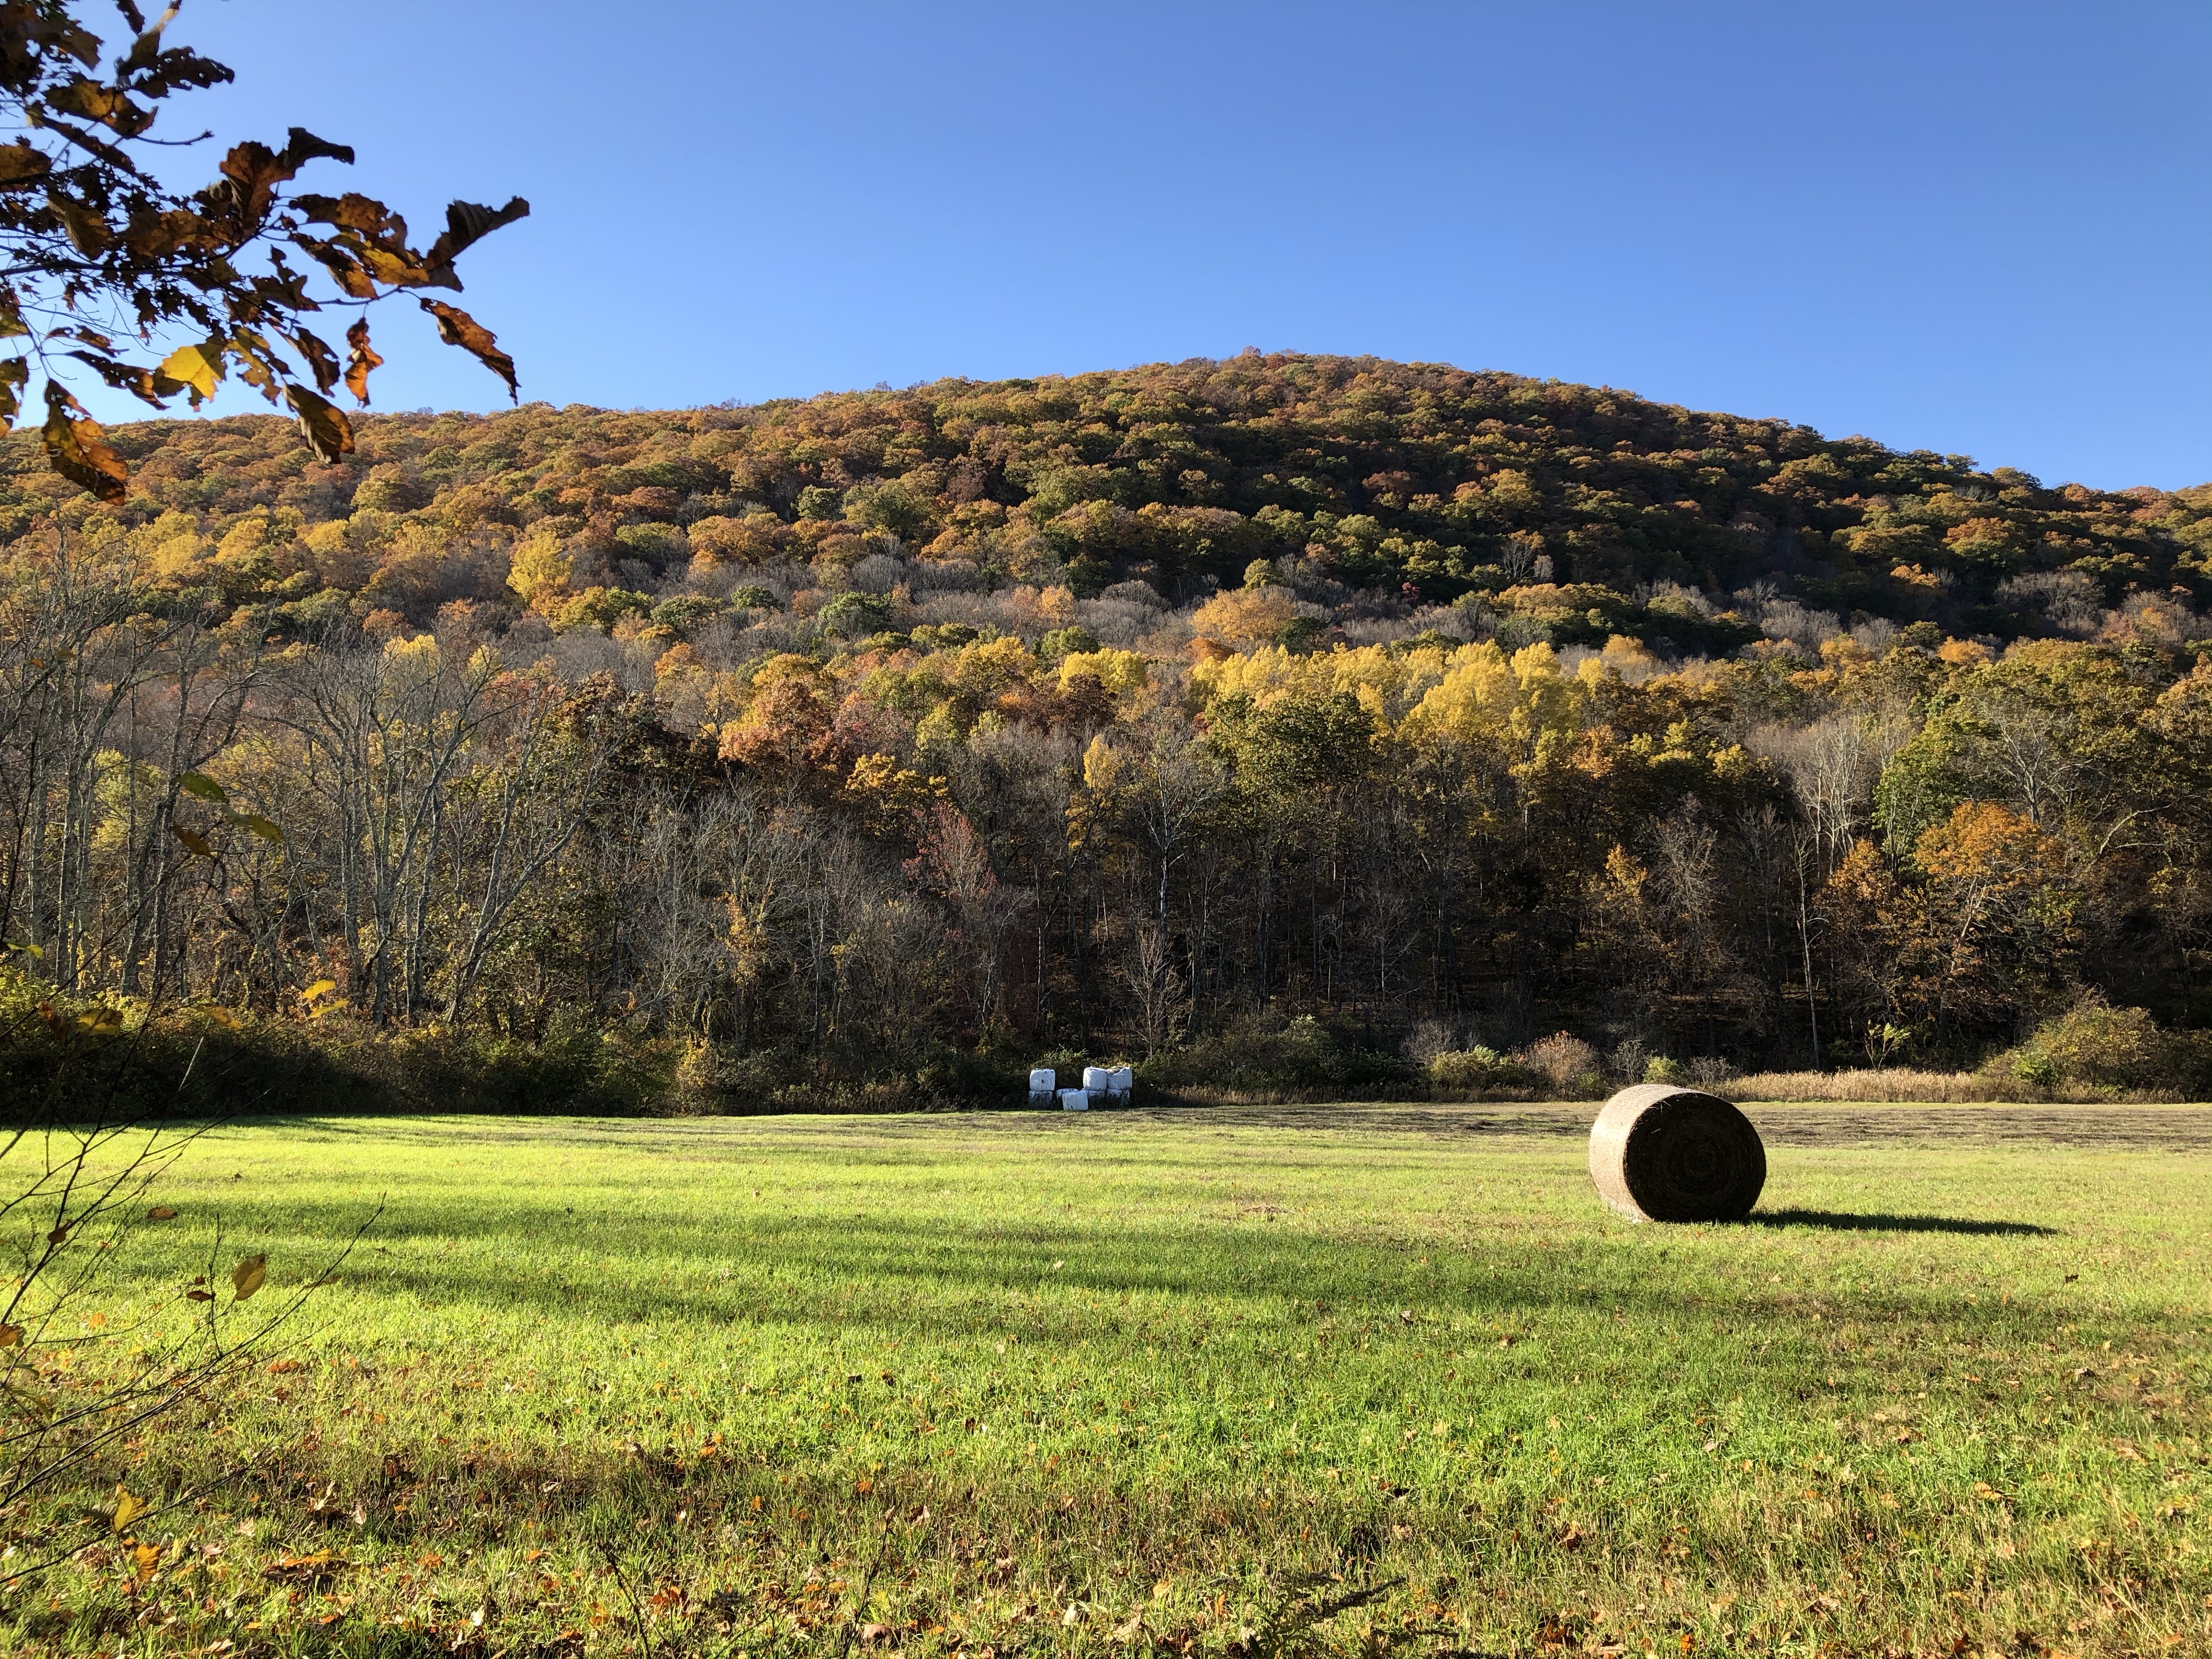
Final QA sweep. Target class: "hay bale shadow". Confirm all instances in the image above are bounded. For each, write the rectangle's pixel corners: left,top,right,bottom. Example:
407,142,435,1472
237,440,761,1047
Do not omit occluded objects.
1743,1207,2056,1236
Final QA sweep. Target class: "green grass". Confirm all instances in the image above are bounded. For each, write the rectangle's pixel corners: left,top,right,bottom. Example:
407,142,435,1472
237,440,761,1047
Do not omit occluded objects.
5,1106,2208,1658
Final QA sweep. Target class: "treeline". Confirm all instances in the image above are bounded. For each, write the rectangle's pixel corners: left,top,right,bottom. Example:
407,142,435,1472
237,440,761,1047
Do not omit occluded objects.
5,355,2212,1109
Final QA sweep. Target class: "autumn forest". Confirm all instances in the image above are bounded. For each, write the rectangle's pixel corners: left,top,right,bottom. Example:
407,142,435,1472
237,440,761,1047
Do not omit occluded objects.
10,352,2212,1107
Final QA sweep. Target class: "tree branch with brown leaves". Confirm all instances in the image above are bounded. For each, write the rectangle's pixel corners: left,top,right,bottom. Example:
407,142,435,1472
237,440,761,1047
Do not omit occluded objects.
0,0,526,499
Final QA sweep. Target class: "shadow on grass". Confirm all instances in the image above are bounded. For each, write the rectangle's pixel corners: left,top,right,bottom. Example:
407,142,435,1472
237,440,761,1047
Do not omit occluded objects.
1746,1208,2056,1237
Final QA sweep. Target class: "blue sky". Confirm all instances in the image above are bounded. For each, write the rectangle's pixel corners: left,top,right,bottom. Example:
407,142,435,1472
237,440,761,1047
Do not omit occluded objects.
101,1,2212,488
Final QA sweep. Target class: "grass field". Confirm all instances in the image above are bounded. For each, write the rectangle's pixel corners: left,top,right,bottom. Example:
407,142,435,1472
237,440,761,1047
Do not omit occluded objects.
4,1103,2208,1658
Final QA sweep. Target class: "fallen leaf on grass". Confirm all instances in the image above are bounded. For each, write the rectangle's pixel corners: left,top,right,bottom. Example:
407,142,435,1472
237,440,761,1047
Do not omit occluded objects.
264,1551,349,1582
265,1358,303,1375
109,1486,146,1532
233,1254,267,1300
146,1206,178,1221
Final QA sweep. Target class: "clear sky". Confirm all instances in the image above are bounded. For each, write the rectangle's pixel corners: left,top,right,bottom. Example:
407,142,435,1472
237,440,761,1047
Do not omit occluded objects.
110,1,2212,489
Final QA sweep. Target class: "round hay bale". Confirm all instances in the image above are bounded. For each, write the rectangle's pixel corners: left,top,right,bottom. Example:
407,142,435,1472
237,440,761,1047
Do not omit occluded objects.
1588,1084,1765,1222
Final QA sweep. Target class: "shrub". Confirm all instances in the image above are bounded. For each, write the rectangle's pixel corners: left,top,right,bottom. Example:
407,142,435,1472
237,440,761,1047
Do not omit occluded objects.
1427,1046,1531,1092
1514,1032,1604,1098
1138,1016,1413,1097
1989,997,2208,1093
1643,1055,1685,1086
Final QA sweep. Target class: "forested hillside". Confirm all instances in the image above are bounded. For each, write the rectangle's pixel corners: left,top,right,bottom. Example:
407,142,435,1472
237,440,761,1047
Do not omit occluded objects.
9,353,2212,1105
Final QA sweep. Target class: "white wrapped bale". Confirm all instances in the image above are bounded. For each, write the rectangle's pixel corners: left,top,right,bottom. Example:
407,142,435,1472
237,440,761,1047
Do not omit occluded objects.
1107,1065,1133,1096
1081,1066,1111,1092
1588,1084,1765,1223
1030,1068,1056,1093
1058,1088,1090,1112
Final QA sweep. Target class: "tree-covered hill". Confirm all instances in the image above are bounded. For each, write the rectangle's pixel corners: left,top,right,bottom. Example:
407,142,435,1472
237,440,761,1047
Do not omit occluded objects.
5,352,2206,657
10,354,2212,1107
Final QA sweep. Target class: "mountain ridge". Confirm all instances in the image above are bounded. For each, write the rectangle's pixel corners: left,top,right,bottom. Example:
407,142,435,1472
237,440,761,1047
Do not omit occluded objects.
2,352,2207,661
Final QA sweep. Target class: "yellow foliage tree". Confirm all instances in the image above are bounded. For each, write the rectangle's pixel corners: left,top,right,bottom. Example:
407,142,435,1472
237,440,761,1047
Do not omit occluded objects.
507,533,574,607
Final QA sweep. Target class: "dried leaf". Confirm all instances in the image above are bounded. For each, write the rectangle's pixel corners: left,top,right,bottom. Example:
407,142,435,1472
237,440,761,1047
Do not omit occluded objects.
292,234,377,300
129,46,234,103
420,300,517,401
171,823,211,858
119,3,179,70
47,1224,68,1245
40,382,128,501
214,128,352,233
422,195,529,276
278,127,353,173
242,814,283,843
0,289,22,338
121,203,220,259
0,142,51,190
46,77,154,139
227,325,283,402
63,348,181,409
146,1206,179,1221
176,770,227,803
265,1357,302,1375
301,979,337,1003
286,325,341,394
343,318,382,407
284,383,353,464
184,1289,213,1302
233,1254,268,1300
45,186,113,255
358,244,431,287
110,1486,146,1533
157,341,222,404
291,190,404,236
131,1541,160,1578
0,357,25,431
0,1324,20,1347
36,12,100,68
